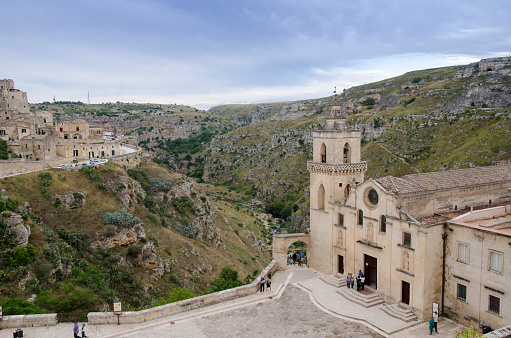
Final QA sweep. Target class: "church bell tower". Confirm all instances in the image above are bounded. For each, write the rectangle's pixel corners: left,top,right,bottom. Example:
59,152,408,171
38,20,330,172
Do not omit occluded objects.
307,88,367,273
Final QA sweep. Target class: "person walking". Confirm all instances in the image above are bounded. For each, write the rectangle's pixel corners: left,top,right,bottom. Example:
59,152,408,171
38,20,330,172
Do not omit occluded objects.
429,316,434,335
73,322,79,338
433,311,439,334
292,252,297,265
300,252,304,266
346,273,352,288
360,275,365,290
81,323,87,338
355,277,360,292
260,276,265,292
266,277,271,291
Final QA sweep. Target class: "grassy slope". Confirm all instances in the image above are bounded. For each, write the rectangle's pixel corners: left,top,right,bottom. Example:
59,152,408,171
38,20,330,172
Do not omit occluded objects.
0,161,270,310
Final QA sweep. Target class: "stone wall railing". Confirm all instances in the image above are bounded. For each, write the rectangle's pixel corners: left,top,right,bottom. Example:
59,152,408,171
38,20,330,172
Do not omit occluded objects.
307,161,367,175
484,324,511,338
0,158,72,178
88,260,278,325
0,314,57,329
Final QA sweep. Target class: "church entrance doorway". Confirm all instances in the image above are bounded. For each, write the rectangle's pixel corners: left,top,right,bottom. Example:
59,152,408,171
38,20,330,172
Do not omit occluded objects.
338,255,344,274
364,254,377,289
402,281,410,305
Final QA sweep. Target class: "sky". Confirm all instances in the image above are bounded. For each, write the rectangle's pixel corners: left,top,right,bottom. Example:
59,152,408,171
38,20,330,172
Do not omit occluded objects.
2,0,510,110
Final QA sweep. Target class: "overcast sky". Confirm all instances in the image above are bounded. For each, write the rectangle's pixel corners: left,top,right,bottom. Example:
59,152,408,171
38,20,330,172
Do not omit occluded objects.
2,0,510,109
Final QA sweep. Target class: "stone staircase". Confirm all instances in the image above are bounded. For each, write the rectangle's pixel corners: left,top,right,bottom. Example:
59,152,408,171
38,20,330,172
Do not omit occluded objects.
381,303,417,323
336,286,384,308
320,273,346,288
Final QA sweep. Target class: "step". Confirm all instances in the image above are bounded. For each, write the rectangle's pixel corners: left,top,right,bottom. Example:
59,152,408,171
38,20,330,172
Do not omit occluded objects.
336,286,384,308
320,273,346,288
381,303,417,323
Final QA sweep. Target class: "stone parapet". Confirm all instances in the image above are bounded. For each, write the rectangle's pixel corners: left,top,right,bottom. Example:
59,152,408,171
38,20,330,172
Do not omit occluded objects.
307,161,367,175
0,314,57,329
88,260,278,325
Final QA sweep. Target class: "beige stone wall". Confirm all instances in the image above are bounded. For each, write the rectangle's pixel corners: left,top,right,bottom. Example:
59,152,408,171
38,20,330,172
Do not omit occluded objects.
312,129,362,164
54,120,89,140
272,234,311,269
0,314,57,329
88,260,278,325
56,139,120,158
398,183,511,218
444,223,510,330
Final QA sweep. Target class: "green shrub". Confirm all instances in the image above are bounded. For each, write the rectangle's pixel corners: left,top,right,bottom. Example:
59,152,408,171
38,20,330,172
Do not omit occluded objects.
35,260,54,284
104,209,141,227
169,273,180,285
148,178,173,192
53,198,62,208
127,245,142,256
167,287,196,303
148,213,162,227
103,226,116,238
361,97,376,106
10,244,36,267
411,77,422,83
165,248,172,256
0,298,48,315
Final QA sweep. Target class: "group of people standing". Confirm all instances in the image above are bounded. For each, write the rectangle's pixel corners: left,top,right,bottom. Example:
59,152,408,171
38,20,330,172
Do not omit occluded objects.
291,252,307,266
73,322,87,338
346,270,365,292
259,271,272,292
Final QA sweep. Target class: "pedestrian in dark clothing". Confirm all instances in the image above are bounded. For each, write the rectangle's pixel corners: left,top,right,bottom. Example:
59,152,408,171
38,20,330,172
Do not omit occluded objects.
292,252,297,265
73,322,79,338
268,271,272,280
260,277,265,292
356,277,361,291
360,275,365,290
266,278,271,291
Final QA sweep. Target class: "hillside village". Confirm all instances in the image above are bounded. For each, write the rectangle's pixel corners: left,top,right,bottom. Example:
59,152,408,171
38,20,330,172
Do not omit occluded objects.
0,79,122,163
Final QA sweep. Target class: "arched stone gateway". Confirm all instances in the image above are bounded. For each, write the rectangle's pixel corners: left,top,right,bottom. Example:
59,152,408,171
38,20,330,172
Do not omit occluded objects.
272,233,311,269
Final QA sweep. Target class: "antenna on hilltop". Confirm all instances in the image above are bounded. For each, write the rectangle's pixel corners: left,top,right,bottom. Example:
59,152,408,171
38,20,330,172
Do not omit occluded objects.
334,86,337,94
87,90,90,104
121,82,124,104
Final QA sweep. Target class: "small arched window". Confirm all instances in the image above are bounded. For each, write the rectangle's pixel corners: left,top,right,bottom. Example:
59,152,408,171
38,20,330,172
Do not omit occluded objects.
358,209,363,226
318,184,325,210
320,143,326,163
380,215,387,233
343,142,351,163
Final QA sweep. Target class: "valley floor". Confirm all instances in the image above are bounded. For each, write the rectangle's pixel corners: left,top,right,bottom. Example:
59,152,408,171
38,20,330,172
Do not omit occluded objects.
0,266,465,338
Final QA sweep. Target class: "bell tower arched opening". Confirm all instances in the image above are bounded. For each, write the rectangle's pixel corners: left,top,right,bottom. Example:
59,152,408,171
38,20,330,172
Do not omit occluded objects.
343,142,351,163
320,143,327,163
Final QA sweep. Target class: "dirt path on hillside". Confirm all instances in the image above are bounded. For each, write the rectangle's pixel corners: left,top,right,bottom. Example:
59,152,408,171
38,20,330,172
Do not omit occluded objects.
376,143,421,174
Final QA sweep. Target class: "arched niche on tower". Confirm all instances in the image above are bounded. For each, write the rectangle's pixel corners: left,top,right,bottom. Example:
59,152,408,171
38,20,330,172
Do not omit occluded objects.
318,184,325,210
344,183,351,199
320,143,326,163
343,142,351,163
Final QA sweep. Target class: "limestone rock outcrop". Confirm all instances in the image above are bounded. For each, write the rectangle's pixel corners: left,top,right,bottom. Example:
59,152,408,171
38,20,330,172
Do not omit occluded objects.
90,223,146,249
6,214,31,248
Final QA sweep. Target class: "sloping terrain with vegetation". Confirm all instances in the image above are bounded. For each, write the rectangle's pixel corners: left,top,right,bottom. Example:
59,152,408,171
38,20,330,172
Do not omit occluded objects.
0,161,271,316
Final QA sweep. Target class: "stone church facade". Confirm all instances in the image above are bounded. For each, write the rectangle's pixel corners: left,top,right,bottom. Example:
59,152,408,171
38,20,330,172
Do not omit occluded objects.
275,92,511,331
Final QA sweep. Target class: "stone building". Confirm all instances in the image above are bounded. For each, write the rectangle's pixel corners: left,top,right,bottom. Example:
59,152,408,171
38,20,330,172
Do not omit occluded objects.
0,79,120,161
274,92,511,331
